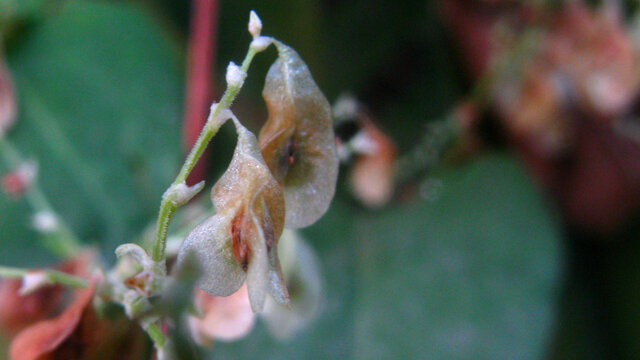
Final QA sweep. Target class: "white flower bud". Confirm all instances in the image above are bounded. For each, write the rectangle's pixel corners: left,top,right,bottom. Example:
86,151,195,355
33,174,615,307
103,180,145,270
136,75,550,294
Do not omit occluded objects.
248,10,262,38
225,61,246,89
32,211,59,233
332,93,359,121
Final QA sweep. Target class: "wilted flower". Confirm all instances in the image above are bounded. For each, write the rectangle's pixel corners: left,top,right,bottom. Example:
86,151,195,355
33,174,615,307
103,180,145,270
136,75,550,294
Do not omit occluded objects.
9,280,97,360
178,117,289,312
349,118,397,209
490,1,639,154
6,251,150,360
0,279,64,338
492,63,570,154
552,2,639,118
259,42,339,229
0,253,90,338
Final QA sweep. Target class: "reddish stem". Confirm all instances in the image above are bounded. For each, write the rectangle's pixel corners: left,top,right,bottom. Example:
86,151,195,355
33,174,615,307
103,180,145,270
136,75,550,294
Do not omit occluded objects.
183,0,219,185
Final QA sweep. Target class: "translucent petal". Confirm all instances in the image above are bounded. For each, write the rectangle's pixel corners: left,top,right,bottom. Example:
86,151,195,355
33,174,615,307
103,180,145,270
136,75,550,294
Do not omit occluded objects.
262,230,322,339
259,41,339,229
177,213,246,297
267,248,290,307
212,119,285,239
180,119,286,310
236,188,273,312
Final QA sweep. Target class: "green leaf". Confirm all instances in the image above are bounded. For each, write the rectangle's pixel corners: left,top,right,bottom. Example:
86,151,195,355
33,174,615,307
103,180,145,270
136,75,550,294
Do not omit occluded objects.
207,154,563,359
0,0,183,265
354,154,563,359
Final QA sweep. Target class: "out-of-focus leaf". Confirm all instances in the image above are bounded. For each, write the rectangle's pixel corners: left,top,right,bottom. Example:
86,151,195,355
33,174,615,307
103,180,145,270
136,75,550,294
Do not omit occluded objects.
206,154,562,359
0,0,46,24
0,0,183,264
354,154,563,359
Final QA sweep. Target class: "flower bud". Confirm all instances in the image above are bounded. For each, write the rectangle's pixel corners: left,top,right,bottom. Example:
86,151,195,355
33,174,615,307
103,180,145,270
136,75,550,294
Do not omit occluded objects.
248,10,263,39
226,61,246,89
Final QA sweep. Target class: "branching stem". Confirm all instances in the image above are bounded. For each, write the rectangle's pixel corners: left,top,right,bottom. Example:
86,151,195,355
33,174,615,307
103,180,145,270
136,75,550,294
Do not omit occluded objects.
0,265,89,289
0,137,82,258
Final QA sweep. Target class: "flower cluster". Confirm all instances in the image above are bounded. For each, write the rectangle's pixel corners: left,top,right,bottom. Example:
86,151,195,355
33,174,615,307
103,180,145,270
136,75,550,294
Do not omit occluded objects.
178,40,338,313
0,10,337,359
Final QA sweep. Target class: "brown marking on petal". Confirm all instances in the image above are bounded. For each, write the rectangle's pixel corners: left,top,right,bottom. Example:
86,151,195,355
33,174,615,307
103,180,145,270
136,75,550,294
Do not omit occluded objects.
262,209,276,252
231,209,250,271
286,138,297,166
124,271,153,297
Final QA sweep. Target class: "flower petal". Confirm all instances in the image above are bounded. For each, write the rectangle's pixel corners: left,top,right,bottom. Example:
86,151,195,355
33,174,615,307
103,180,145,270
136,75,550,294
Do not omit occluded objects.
177,213,246,297
189,285,255,345
9,280,96,360
259,41,338,229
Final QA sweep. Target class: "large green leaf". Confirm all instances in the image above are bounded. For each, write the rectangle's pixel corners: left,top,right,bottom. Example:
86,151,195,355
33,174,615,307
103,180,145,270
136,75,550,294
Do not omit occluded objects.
0,0,183,265
354,155,563,359
208,154,563,359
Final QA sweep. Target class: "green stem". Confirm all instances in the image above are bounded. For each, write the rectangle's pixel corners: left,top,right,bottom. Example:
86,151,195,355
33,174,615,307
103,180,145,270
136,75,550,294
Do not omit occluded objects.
0,265,89,289
0,137,82,258
0,266,26,278
145,322,166,348
152,46,259,263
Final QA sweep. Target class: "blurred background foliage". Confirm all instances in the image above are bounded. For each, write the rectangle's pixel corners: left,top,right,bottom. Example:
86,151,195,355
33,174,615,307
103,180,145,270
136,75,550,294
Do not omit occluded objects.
2,0,640,359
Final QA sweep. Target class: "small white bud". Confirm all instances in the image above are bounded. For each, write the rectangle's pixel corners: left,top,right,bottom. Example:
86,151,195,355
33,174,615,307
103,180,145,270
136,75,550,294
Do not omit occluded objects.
248,10,263,38
332,93,359,120
19,271,50,295
250,36,273,53
226,61,246,89
32,211,59,233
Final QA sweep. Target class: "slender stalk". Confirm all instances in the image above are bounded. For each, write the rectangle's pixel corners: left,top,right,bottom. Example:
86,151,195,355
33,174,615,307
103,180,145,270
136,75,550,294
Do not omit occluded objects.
0,265,89,289
0,266,26,278
145,322,166,348
152,46,259,263
0,137,81,258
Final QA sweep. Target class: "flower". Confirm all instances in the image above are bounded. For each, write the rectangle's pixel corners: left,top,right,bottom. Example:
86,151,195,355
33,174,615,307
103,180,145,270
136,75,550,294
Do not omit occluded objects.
258,42,339,228
188,284,255,346
178,117,289,312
